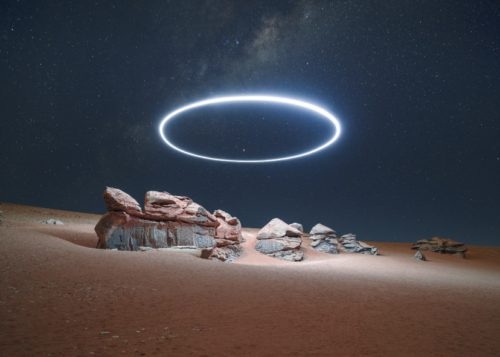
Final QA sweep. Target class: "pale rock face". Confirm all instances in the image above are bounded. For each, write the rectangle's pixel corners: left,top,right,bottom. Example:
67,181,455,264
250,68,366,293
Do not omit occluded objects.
103,187,142,215
256,218,302,239
95,211,215,250
255,237,301,254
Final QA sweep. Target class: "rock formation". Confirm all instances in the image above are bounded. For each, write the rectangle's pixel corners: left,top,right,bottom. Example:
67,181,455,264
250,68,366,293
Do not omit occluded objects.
255,218,304,261
95,187,242,261
411,237,467,257
308,223,378,255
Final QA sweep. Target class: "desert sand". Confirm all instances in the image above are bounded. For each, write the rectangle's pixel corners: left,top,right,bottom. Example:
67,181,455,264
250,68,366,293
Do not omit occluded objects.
1,202,499,356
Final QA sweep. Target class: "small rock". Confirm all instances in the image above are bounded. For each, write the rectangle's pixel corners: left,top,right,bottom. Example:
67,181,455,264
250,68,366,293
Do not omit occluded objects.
42,218,64,225
414,250,426,261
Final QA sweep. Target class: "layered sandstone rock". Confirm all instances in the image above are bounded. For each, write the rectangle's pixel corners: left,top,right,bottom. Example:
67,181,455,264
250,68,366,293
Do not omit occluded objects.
95,187,242,261
255,218,304,261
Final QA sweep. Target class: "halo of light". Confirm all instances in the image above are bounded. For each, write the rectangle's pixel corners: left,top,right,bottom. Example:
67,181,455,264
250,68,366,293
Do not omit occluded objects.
158,95,342,163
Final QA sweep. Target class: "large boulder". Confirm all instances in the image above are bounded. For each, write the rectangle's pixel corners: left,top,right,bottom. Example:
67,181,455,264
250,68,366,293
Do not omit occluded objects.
95,188,242,261
257,218,302,239
255,218,303,261
103,187,142,215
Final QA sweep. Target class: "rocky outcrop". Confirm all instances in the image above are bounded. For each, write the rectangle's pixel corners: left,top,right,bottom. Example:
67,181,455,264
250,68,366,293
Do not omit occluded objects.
95,187,242,261
308,224,378,255
255,218,303,261
411,237,467,257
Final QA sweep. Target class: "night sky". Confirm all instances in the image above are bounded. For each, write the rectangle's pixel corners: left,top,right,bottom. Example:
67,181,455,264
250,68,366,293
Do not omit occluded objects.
1,1,499,245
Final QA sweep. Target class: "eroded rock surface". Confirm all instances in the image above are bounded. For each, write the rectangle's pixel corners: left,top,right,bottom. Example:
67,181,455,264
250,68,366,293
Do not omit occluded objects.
95,187,242,261
255,218,303,261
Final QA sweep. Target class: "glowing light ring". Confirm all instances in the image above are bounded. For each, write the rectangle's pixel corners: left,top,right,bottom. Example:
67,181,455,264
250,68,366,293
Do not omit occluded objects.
158,95,342,163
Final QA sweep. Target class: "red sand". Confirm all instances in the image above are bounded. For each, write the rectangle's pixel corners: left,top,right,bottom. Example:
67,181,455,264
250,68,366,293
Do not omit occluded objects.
1,202,500,356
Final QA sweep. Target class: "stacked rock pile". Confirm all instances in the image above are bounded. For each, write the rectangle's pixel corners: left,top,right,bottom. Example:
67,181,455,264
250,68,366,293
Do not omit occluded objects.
309,223,338,254
308,223,378,255
255,218,304,261
411,237,467,258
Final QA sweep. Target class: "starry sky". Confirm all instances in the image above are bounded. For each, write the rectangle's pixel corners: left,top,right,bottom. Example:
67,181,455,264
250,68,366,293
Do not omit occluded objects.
1,0,499,245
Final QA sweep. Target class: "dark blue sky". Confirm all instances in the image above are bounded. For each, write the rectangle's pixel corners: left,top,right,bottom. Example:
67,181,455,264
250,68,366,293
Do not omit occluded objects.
1,0,499,245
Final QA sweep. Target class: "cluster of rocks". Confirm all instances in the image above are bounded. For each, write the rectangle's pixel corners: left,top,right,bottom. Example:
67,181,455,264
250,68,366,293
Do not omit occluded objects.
255,218,304,261
95,187,242,262
411,237,467,258
42,218,64,225
308,223,378,255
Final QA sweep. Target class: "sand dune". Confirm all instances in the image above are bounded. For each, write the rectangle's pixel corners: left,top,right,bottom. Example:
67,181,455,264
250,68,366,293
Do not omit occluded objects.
1,202,499,356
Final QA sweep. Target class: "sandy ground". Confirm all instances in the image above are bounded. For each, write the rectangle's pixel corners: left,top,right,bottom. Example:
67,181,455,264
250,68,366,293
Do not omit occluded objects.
1,202,500,356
